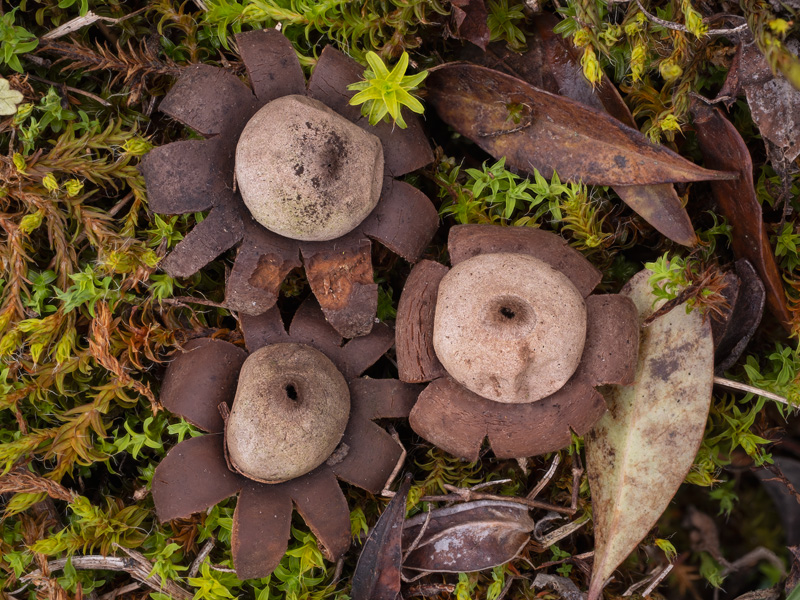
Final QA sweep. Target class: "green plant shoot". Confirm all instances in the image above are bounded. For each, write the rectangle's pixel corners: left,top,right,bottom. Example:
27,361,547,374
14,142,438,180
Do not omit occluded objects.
347,51,427,129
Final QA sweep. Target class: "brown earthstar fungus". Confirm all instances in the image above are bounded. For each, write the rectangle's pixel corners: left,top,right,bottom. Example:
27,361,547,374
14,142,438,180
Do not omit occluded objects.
140,29,438,338
396,224,640,460
152,299,420,579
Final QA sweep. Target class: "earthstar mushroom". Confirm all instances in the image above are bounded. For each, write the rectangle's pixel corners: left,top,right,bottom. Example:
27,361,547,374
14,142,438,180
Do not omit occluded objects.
396,224,641,460
152,300,421,579
140,29,438,338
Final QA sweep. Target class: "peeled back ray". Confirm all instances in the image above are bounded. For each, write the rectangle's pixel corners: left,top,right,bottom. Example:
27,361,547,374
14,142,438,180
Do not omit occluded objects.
433,252,586,403
235,94,384,241
225,343,350,483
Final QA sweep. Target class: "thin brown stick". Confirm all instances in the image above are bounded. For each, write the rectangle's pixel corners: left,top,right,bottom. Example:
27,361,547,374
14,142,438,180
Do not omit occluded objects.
417,489,576,515
98,582,141,600
381,426,407,495
633,0,749,36
22,554,192,600
527,454,561,500
25,74,111,107
189,537,215,578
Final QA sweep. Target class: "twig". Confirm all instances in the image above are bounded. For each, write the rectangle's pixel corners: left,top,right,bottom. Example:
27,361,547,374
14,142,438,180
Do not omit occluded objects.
495,576,516,600
332,558,344,583
624,563,673,596
381,426,407,495
25,74,111,107
721,547,786,577
641,564,674,597
527,454,561,500
189,537,215,578
209,564,237,573
418,487,576,515
161,296,229,309
535,515,589,547
403,507,432,560
22,554,192,600
403,583,456,598
42,8,147,40
713,376,794,408
633,0,749,37
535,550,594,570
760,462,800,505
98,582,141,600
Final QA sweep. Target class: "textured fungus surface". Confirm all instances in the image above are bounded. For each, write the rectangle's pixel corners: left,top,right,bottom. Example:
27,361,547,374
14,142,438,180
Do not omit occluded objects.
397,224,639,459
433,252,587,403
235,95,384,241
152,299,420,579
140,29,437,337
226,343,350,483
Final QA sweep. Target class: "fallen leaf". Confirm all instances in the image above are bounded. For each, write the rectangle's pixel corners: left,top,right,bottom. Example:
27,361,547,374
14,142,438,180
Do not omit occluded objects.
585,268,715,600
711,259,765,373
0,78,24,116
719,41,800,165
401,500,534,573
351,474,412,600
456,17,697,246
691,99,793,331
755,457,800,546
426,63,735,187
450,0,490,50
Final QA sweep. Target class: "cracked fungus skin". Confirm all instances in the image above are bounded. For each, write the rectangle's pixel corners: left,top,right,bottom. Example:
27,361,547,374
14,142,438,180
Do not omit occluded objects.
235,95,384,241
226,343,350,483
433,252,587,403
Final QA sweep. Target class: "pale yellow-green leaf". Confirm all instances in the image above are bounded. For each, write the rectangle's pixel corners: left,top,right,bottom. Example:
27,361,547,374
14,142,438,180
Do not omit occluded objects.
585,268,714,600
0,78,24,116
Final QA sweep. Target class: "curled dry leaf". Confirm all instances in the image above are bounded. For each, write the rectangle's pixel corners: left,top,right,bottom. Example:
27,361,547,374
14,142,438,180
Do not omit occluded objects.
351,474,412,600
458,14,696,246
425,63,735,187
719,41,800,165
585,268,715,600
450,0,490,50
401,500,534,573
710,260,765,373
692,99,793,331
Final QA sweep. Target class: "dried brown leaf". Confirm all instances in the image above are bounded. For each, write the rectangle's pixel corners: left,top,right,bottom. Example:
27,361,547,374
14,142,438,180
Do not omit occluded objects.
401,500,533,573
692,99,793,331
426,63,735,187
585,268,715,600
351,474,412,600
458,14,696,245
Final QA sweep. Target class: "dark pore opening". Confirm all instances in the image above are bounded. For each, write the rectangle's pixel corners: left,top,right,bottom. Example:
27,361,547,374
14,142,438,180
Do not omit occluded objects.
500,306,516,320
285,384,298,401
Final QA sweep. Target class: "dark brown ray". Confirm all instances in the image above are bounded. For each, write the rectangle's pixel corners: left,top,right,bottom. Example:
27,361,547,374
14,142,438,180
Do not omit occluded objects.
160,338,247,433
448,224,601,297
153,435,245,522
396,260,449,383
360,179,438,262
